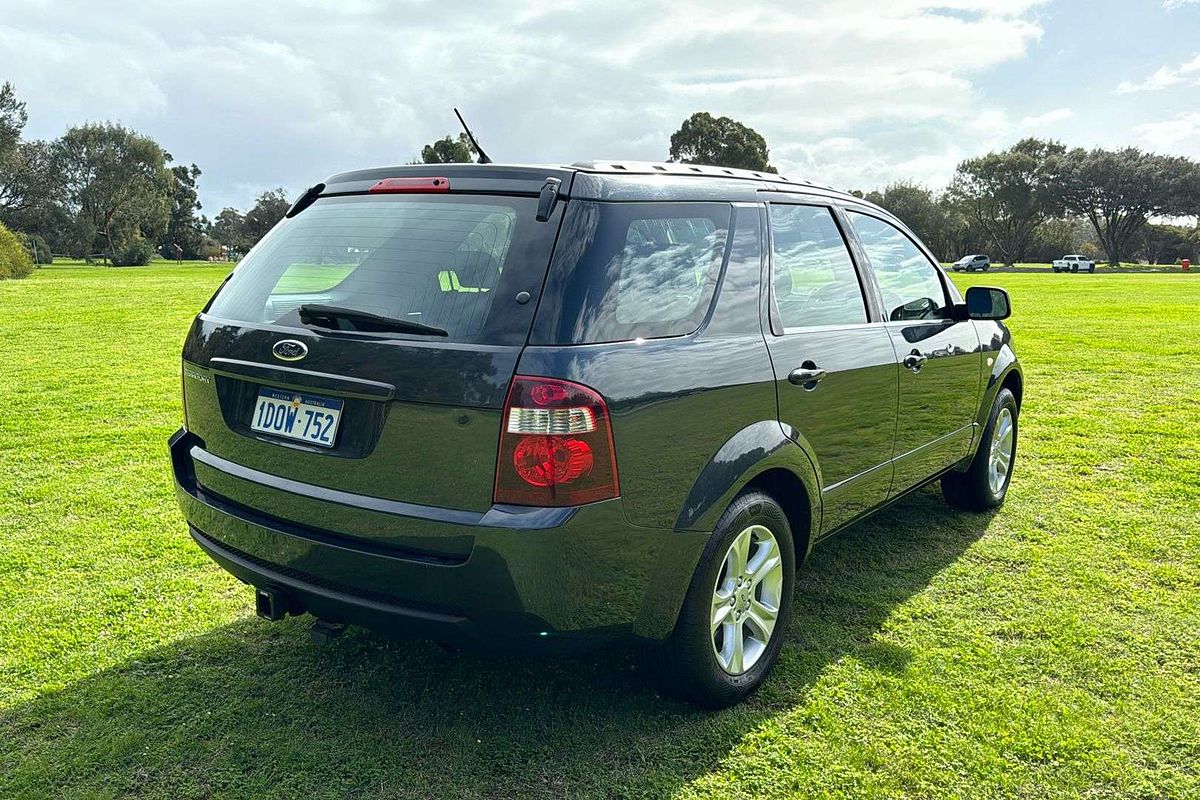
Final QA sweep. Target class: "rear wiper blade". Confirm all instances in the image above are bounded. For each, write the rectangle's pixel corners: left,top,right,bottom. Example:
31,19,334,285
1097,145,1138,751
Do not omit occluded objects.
298,304,449,337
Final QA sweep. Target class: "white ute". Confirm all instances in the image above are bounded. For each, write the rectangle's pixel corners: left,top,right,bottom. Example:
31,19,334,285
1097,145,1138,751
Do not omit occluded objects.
1053,254,1096,273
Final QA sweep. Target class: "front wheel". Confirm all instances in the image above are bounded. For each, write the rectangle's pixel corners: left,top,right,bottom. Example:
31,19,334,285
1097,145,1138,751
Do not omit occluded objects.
942,387,1018,511
644,491,795,708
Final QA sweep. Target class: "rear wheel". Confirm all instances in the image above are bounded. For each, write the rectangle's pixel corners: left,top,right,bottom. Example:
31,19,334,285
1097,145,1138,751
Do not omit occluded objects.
645,491,795,708
942,388,1018,511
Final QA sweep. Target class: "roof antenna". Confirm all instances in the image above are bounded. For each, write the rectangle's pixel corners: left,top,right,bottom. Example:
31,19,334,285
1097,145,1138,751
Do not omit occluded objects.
454,108,492,164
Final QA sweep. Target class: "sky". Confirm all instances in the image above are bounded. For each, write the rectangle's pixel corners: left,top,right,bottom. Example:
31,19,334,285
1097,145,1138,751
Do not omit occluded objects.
2,0,1199,213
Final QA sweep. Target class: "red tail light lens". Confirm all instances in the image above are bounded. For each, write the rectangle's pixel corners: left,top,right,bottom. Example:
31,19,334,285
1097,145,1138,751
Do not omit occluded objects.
494,376,619,506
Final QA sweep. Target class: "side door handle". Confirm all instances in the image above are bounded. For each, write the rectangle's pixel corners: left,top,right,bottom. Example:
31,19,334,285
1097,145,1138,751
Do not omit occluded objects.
788,365,827,389
903,352,927,373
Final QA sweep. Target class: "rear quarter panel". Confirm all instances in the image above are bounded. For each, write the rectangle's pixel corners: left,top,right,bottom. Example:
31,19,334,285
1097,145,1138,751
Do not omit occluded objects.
516,334,778,530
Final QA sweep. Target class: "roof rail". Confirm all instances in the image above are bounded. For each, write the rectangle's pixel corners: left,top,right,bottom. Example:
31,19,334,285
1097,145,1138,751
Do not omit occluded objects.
568,160,834,191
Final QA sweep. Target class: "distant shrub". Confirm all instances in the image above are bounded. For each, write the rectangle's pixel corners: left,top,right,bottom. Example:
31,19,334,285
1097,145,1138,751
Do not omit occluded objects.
14,231,52,265
112,238,155,267
0,222,35,280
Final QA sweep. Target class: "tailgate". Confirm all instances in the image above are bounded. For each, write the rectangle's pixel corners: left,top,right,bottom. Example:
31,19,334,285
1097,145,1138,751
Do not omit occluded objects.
181,188,565,538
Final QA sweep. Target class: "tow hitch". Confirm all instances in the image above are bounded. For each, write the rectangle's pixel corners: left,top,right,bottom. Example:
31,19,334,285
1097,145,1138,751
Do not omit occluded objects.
254,587,292,621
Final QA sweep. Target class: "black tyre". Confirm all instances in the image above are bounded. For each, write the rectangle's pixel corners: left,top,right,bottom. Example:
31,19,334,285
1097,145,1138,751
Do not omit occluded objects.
942,387,1018,511
645,491,795,708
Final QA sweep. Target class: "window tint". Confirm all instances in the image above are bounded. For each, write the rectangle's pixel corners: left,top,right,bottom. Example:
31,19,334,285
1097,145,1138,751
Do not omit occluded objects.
206,195,557,344
847,211,948,321
530,202,732,344
770,204,866,329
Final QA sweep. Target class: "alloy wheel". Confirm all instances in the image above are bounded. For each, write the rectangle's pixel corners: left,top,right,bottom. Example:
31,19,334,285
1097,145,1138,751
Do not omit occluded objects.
710,524,784,675
988,407,1015,495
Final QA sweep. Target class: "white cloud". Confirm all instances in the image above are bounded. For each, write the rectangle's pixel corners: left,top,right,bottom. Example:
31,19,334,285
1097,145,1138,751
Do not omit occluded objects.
0,0,1049,206
1116,53,1200,93
1020,108,1075,127
1135,112,1200,151
1164,0,1200,8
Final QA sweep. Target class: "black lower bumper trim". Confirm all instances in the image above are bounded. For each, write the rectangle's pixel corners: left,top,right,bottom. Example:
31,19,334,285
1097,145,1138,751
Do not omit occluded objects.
190,525,479,641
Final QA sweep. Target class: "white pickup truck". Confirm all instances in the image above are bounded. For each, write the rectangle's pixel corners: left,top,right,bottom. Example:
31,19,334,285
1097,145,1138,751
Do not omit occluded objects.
1052,254,1096,273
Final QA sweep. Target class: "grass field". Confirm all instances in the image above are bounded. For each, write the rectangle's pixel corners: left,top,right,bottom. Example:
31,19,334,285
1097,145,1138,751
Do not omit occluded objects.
1,265,1199,799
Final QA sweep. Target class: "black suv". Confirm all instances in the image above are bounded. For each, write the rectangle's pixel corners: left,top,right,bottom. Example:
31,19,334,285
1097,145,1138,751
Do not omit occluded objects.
171,161,1022,708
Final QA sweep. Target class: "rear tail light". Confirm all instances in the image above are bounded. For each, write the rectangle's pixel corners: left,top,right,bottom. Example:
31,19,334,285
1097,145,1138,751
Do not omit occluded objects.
494,376,619,506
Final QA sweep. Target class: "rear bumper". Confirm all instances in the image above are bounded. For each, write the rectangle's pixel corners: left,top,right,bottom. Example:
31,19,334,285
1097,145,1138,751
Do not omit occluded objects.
170,428,706,648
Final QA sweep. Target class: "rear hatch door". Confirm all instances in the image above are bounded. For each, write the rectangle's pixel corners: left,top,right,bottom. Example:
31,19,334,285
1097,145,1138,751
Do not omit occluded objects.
182,172,568,553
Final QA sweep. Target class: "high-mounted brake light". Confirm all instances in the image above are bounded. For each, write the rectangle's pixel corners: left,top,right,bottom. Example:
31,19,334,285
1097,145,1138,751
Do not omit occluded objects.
368,177,450,194
494,376,619,507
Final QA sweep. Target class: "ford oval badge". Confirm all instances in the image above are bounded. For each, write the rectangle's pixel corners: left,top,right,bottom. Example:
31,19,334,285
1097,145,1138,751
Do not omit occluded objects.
272,339,308,361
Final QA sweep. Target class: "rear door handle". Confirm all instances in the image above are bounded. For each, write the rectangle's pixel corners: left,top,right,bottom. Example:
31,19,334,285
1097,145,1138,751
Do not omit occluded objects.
788,366,827,388
903,352,927,372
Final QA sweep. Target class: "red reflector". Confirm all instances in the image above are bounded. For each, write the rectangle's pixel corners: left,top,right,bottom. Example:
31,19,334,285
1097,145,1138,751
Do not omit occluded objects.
513,436,594,487
495,376,619,507
368,177,450,194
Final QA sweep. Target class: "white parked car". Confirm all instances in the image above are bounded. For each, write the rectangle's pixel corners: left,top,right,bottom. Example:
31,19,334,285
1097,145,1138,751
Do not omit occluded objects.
1052,255,1096,273
951,254,991,272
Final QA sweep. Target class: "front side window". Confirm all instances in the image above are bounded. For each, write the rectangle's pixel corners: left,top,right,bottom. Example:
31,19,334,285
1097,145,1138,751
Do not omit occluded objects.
847,211,948,321
770,204,867,329
531,202,732,344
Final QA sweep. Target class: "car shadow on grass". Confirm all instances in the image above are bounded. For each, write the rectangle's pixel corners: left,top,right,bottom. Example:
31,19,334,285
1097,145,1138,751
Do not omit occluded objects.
1,487,994,799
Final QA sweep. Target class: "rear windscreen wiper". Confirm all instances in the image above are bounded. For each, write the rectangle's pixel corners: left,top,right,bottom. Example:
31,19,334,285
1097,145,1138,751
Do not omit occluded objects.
298,304,449,337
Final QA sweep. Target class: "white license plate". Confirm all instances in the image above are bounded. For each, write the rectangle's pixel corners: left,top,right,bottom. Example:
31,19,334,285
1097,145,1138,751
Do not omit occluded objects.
250,389,343,448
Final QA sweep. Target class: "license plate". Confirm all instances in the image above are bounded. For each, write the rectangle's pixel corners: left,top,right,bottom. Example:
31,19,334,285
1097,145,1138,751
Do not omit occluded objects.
250,388,343,448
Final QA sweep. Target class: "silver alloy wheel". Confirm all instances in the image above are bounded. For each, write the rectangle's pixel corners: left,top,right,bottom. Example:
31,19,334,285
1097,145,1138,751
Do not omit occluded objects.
988,407,1015,495
711,524,784,675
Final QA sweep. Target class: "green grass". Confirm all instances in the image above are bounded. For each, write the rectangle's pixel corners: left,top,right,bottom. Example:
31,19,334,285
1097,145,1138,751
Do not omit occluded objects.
1,266,1198,798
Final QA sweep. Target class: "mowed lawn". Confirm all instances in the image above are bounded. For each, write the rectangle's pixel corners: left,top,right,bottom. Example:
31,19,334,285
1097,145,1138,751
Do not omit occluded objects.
1,264,1198,799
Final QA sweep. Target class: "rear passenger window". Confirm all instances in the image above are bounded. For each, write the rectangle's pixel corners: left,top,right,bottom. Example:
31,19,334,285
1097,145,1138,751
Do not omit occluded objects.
531,202,732,344
847,211,948,321
769,204,867,329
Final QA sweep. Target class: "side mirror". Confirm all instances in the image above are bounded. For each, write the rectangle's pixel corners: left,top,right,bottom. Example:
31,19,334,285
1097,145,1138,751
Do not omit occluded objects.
963,286,1011,320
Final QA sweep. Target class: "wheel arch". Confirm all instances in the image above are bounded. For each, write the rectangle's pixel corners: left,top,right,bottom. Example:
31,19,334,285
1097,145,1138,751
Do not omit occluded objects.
673,420,821,563
976,343,1023,431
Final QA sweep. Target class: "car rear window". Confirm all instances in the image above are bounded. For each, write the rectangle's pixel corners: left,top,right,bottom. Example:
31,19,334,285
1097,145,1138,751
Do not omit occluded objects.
530,201,733,344
205,194,560,345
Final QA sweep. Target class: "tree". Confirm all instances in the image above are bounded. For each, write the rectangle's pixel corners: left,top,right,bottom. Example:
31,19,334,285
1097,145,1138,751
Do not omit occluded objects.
52,123,172,262
161,160,205,260
668,112,777,173
1053,147,1200,266
241,188,289,249
0,84,58,236
949,138,1065,265
1138,223,1195,265
1029,216,1097,263
0,82,26,160
0,139,59,233
420,133,475,164
867,182,959,260
209,207,247,253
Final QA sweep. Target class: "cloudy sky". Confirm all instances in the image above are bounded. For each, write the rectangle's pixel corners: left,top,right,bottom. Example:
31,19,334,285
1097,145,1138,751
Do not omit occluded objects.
3,0,1198,212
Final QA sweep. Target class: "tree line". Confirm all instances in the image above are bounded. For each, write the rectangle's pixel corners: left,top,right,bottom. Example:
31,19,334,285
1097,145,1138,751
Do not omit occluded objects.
422,114,1200,266
3,86,1198,269
856,138,1200,265
0,82,292,265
